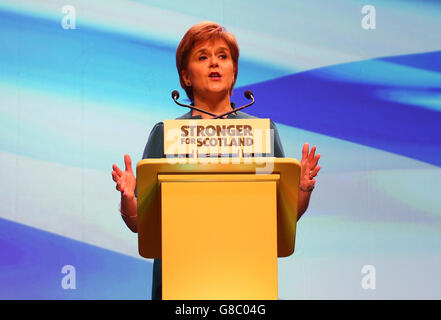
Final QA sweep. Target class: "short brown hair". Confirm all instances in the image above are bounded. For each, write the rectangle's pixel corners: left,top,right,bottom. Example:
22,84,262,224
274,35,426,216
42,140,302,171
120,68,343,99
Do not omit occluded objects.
176,21,239,101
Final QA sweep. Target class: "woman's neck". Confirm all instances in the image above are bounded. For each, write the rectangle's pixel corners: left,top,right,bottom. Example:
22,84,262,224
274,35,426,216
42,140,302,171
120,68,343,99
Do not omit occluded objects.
192,94,233,119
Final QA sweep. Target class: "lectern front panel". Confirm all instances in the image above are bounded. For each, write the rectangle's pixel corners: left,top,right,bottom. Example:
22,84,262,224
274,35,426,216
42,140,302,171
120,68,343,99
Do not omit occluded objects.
160,174,278,300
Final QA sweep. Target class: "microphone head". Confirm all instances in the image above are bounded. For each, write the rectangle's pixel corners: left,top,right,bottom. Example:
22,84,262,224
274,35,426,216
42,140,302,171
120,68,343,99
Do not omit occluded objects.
171,90,180,100
244,90,254,100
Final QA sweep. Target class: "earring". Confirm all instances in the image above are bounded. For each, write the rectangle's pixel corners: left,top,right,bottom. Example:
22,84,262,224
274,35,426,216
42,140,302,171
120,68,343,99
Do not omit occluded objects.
186,81,191,87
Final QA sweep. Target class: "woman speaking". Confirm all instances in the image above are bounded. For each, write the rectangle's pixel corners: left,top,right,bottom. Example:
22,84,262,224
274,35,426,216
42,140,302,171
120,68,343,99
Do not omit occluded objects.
112,21,321,300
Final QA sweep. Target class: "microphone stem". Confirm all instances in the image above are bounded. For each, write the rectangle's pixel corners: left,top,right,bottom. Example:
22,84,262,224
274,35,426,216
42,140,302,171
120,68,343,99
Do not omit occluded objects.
173,95,255,119
174,98,217,117
213,99,255,119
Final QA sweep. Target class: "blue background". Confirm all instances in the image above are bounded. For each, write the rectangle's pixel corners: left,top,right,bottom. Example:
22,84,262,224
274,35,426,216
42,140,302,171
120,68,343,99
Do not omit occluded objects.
0,0,440,299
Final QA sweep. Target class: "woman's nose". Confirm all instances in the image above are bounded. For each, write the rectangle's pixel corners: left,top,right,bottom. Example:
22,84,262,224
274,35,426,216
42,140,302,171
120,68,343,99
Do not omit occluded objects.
209,56,219,67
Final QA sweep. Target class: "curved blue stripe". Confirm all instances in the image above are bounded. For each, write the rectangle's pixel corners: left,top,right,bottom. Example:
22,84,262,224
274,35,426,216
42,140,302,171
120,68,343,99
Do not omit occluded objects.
0,9,288,108
234,51,441,167
0,218,151,299
379,51,441,73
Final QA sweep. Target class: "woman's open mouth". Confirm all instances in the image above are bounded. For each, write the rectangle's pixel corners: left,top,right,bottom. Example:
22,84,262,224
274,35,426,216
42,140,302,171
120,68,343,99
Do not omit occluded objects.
208,72,222,80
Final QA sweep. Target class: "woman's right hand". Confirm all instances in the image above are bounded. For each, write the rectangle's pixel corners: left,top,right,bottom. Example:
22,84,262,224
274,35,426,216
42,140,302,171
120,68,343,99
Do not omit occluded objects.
112,154,136,200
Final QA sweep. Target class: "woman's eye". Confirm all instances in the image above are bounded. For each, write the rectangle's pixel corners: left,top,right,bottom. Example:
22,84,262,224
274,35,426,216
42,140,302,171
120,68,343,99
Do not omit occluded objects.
198,55,207,60
220,54,227,59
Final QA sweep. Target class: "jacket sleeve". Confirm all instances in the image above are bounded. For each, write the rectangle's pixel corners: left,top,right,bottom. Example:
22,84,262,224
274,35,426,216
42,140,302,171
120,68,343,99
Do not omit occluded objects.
270,120,285,158
135,122,164,198
142,122,165,159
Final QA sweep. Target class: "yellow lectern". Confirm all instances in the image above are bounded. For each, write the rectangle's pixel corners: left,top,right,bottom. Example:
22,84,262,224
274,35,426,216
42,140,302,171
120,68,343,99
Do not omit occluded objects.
136,157,300,300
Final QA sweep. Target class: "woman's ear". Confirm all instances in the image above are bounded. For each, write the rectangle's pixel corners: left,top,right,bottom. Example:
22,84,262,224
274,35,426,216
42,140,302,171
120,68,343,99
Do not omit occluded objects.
182,70,191,87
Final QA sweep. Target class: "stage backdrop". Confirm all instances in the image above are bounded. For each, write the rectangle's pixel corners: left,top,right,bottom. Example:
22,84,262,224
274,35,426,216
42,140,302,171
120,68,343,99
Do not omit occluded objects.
0,0,440,299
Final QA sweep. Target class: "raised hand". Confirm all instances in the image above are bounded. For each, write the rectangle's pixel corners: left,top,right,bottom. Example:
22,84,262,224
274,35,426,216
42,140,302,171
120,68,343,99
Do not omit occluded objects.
112,154,136,200
299,143,321,192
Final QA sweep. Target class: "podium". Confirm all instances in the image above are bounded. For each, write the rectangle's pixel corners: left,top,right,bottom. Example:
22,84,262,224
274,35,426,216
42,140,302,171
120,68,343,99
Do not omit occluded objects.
136,157,300,300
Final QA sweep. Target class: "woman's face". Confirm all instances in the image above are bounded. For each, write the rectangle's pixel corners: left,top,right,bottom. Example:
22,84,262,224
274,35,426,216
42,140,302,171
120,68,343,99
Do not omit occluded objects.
182,38,235,100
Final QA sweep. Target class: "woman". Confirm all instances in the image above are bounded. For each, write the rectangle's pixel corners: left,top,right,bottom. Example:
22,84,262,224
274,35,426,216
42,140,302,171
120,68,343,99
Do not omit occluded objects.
112,21,321,300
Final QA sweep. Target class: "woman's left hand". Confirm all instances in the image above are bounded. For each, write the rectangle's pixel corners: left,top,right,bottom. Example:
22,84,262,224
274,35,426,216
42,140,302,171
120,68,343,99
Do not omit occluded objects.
300,143,321,192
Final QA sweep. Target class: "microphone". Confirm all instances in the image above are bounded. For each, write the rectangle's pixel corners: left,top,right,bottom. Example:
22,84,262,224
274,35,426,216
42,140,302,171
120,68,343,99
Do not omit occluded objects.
171,90,217,117
171,90,179,100
171,90,255,119
212,90,255,119
244,90,253,100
